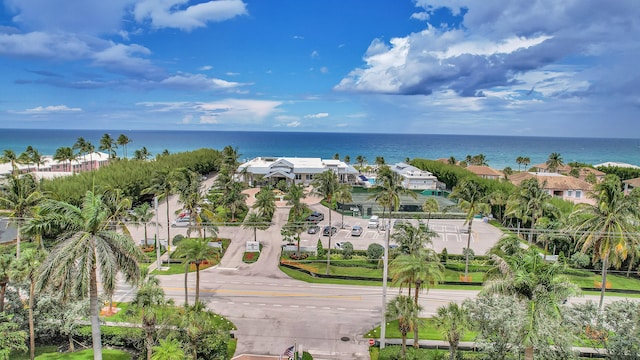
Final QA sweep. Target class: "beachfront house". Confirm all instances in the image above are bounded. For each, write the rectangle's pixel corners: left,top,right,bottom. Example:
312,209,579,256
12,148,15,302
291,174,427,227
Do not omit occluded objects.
465,165,504,180
236,157,358,187
508,172,595,205
0,151,111,179
623,177,640,195
388,162,438,190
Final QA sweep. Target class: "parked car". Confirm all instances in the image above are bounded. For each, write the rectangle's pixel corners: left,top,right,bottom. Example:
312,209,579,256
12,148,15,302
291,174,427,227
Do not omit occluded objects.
307,225,320,234
306,211,324,223
172,216,191,227
322,226,338,236
335,242,344,249
351,225,363,237
367,215,379,229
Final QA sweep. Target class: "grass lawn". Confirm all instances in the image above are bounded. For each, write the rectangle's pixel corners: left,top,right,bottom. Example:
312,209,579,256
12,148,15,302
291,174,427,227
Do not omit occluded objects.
152,261,216,275
11,346,58,360
35,349,131,359
365,318,477,342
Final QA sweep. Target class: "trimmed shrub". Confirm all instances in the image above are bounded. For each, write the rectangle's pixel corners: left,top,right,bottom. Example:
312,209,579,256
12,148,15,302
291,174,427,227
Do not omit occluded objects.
367,243,384,263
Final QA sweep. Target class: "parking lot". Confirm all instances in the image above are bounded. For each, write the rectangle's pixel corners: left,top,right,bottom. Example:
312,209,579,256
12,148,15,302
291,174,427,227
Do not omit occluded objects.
298,214,503,255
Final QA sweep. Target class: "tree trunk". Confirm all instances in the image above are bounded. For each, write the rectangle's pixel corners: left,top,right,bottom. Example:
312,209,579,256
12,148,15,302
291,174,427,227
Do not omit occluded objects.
0,283,6,313
184,264,189,306
325,197,333,275
69,333,75,352
16,225,21,259
29,278,35,360
145,325,153,360
166,197,171,259
464,219,473,279
254,228,257,242
599,257,608,310
89,258,103,360
195,264,201,303
401,334,407,358
413,283,420,348
524,345,534,360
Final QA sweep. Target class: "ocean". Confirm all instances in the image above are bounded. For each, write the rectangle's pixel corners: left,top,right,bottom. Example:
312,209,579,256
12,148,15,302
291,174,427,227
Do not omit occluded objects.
0,128,638,170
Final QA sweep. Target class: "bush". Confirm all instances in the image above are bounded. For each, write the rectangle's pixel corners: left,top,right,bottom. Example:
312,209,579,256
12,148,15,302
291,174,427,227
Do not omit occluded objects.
570,252,590,268
367,243,384,263
341,242,354,259
317,239,325,257
441,248,449,264
173,234,185,246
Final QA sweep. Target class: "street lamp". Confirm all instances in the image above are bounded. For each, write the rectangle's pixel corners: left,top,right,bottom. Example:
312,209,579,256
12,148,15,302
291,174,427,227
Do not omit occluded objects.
380,216,390,349
155,197,161,269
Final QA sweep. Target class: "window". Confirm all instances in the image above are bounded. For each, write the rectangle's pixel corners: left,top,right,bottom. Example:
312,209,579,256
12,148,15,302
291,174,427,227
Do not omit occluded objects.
567,190,573,197
306,174,313,180
295,174,302,180
576,190,582,198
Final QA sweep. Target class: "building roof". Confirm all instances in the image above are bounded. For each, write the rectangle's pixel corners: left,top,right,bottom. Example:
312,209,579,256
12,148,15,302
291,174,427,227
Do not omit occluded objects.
509,172,594,191
237,156,357,175
623,177,640,187
530,163,572,172
466,165,503,177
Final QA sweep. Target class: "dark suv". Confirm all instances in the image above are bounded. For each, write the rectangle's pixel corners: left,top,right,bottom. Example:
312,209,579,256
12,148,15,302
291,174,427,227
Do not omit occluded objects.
306,211,324,223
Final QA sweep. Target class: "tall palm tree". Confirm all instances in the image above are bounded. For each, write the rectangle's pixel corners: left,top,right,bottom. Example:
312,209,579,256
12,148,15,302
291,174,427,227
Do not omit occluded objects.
130,275,174,360
18,146,34,172
386,295,422,357
334,183,353,227
390,250,443,347
569,175,640,309
516,156,524,171
0,173,43,258
53,146,76,173
174,238,219,305
99,133,117,159
284,183,307,220
375,156,385,166
546,152,564,173
522,156,531,170
73,137,95,171
487,188,509,225
143,168,174,255
131,202,156,247
311,170,340,274
1,149,19,174
449,178,489,280
392,222,436,256
36,191,144,360
447,156,457,165
11,248,45,360
422,198,439,226
243,212,270,242
505,178,554,243
434,302,470,360
355,155,366,168
225,182,248,223
28,148,46,172
253,187,277,220
116,134,132,159
483,247,579,360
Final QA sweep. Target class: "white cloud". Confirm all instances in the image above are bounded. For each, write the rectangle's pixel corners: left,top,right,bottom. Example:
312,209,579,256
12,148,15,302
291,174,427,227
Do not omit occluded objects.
134,0,248,31
199,65,213,71
304,112,329,119
320,66,329,74
13,105,82,114
310,50,319,58
286,121,301,127
159,73,247,90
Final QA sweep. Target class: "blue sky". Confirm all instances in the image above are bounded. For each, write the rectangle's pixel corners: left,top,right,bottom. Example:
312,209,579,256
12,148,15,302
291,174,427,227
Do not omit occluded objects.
0,0,639,137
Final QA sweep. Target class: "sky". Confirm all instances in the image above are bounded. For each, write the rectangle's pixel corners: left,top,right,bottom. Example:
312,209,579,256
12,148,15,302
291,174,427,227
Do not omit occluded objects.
0,0,639,137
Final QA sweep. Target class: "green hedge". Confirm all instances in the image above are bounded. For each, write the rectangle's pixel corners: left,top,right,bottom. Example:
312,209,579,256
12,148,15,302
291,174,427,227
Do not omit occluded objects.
77,325,143,350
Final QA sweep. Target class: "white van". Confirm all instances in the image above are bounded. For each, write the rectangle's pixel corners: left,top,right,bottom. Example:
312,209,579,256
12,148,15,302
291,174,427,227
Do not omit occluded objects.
171,216,191,227
367,215,379,229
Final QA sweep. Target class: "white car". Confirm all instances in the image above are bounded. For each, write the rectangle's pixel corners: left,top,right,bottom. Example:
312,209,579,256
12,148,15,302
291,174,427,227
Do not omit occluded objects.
171,216,191,227
367,215,379,229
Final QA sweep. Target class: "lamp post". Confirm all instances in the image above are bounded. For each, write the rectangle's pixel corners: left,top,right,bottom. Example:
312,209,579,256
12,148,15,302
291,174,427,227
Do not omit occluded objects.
380,216,390,349
154,197,161,269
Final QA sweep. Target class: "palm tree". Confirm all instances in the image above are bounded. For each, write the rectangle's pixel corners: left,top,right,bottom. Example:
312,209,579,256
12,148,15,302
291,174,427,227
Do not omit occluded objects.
516,156,524,171
422,198,439,226
569,175,640,309
221,145,241,174
173,238,219,305
356,155,366,168
116,134,132,159
0,173,43,258
375,156,385,166
99,133,117,159
392,222,436,256
143,168,174,255
11,248,44,360
522,156,531,170
73,137,95,171
386,295,422,357
0,254,12,313
18,146,34,172
131,202,156,247
1,149,19,174
284,183,307,220
487,188,509,225
505,178,554,243
449,178,489,280
36,191,144,360
134,147,152,161
390,250,443,347
28,148,46,172
243,212,270,242
53,146,77,173
152,338,185,360
334,183,353,227
311,170,340,274
343,155,350,164
447,156,457,165
130,275,174,360
483,247,579,360
546,152,563,173
434,302,470,360
253,187,277,220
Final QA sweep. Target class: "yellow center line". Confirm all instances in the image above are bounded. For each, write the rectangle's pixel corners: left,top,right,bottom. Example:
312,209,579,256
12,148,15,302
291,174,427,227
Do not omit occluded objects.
162,287,362,300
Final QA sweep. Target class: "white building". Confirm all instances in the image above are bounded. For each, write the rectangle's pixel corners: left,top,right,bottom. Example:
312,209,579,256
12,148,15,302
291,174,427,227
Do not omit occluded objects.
0,151,111,179
237,157,358,186
389,162,438,190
